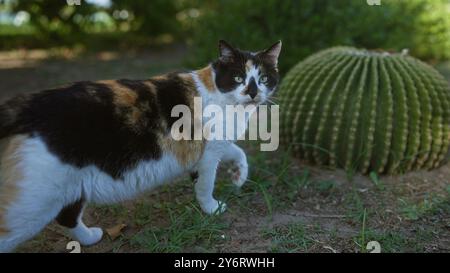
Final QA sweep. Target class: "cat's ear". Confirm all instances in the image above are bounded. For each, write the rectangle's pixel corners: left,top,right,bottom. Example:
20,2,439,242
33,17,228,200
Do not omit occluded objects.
218,40,236,61
260,40,282,66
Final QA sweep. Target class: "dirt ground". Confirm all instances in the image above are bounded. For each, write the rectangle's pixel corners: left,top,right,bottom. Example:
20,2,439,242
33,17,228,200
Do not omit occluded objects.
0,48,449,253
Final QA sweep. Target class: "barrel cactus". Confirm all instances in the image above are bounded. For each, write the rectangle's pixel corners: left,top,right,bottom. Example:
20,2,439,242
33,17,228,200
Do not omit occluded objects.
278,47,450,174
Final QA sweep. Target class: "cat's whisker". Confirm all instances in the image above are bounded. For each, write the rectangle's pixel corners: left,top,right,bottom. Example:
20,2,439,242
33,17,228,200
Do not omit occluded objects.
265,98,278,105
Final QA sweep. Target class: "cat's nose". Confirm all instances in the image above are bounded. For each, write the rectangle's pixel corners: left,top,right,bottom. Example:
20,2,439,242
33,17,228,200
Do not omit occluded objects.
245,78,258,99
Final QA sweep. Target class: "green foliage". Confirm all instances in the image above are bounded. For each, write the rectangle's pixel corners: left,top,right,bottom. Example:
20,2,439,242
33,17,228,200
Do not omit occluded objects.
278,47,450,174
110,0,186,40
187,0,450,73
10,0,100,43
3,0,450,58
1,0,191,49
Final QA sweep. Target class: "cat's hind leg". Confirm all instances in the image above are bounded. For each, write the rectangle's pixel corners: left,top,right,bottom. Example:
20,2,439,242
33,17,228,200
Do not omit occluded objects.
0,198,61,253
0,135,63,252
56,199,103,246
0,193,62,253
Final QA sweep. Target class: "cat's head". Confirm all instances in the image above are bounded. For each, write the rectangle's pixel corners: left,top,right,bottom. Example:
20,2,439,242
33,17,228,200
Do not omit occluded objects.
211,40,282,106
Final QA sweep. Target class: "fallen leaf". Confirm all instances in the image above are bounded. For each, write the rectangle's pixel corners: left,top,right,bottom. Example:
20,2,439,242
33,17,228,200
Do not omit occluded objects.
106,224,127,240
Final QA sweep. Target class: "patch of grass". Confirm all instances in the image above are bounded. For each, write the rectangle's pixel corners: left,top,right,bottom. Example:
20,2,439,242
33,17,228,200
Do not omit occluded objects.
262,223,315,253
241,142,313,212
91,203,128,219
369,172,385,191
354,208,368,253
312,179,337,195
111,237,129,253
344,182,367,223
353,204,435,253
133,201,155,227
130,202,228,253
354,230,423,253
255,180,274,218
399,195,448,221
284,170,310,201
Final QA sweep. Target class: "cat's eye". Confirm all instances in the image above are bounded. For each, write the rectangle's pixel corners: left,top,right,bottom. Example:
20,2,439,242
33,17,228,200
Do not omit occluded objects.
260,75,269,84
234,76,244,83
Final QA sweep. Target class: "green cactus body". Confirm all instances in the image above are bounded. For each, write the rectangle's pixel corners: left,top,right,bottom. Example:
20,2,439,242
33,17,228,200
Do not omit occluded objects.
278,47,450,174
280,50,337,146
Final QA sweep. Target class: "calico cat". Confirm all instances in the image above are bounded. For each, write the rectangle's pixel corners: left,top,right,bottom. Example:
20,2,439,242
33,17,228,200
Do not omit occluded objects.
0,40,281,252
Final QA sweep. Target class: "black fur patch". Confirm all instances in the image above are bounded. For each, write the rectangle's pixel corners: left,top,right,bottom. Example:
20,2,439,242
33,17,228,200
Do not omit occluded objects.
150,73,194,129
190,171,199,182
56,198,85,228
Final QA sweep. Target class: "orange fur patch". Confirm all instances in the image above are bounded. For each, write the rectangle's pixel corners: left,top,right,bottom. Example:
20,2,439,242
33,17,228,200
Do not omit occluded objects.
150,75,169,81
196,66,216,92
99,80,146,129
100,80,138,107
161,136,205,167
142,81,157,93
0,135,26,235
178,73,194,84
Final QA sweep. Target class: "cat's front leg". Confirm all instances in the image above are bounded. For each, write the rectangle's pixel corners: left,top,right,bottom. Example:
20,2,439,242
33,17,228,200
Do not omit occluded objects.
221,143,248,188
195,147,227,215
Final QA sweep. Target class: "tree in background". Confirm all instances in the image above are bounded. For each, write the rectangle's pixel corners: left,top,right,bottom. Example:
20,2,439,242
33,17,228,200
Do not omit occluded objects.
110,0,184,42
2,0,193,47
9,0,99,42
187,0,450,73
1,0,449,69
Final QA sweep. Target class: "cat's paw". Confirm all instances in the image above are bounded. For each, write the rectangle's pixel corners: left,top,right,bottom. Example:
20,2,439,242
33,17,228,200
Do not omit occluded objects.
228,162,248,188
74,227,103,246
200,200,227,215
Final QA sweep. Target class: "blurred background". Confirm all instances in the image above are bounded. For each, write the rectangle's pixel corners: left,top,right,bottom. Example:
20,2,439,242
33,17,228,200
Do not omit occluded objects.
0,0,449,73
